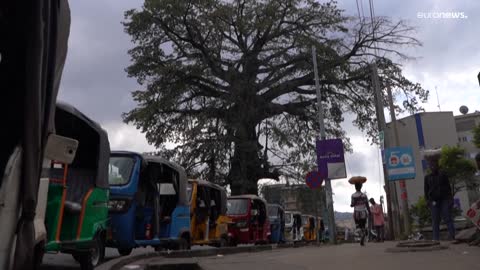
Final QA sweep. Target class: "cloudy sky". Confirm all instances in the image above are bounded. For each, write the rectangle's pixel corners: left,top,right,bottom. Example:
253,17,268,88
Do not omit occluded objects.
59,0,480,212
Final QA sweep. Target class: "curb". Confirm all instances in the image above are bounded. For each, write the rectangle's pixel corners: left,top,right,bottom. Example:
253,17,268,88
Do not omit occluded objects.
396,240,440,248
385,245,448,253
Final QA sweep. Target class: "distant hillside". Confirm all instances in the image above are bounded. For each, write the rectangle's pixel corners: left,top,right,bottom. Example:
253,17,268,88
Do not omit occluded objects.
335,211,353,221
335,211,355,229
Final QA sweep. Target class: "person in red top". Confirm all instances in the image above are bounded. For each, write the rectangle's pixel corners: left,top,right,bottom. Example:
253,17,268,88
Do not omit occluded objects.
369,198,385,242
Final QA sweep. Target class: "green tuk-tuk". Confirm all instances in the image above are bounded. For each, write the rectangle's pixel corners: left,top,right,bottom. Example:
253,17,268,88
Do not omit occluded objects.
44,102,110,269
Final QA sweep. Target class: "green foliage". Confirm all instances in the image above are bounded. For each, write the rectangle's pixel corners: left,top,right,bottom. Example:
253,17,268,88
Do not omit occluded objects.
473,124,480,149
439,145,477,196
123,0,428,192
409,196,431,229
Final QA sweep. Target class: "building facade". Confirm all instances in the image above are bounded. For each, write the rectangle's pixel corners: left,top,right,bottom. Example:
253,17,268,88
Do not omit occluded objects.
455,111,480,159
386,112,475,215
261,184,326,216
455,111,480,204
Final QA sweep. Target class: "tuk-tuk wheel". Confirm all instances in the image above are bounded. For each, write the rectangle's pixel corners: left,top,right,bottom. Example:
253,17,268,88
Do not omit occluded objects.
33,242,45,269
75,253,94,270
90,233,106,267
177,236,190,250
118,248,133,256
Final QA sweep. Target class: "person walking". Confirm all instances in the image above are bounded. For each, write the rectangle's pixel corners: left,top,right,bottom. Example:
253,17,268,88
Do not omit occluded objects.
319,219,325,243
351,183,370,246
369,198,385,242
424,152,455,241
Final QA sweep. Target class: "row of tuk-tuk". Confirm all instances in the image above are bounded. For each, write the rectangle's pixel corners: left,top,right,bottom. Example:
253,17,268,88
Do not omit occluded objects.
35,102,322,270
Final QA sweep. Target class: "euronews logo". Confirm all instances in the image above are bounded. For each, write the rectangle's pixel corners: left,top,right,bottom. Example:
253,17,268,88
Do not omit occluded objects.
417,11,468,19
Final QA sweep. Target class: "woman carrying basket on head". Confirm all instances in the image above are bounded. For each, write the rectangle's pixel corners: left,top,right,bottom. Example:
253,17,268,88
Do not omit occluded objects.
350,177,370,246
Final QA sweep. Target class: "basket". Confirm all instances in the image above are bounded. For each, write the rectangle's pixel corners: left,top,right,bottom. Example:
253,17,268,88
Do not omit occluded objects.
348,176,367,185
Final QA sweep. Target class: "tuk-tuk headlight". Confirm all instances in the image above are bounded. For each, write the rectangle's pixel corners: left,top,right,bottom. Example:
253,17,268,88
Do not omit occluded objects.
236,221,247,228
108,199,130,212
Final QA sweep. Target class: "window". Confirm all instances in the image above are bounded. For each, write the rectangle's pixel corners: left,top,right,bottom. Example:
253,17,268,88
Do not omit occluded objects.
108,156,135,185
227,199,249,215
456,120,476,132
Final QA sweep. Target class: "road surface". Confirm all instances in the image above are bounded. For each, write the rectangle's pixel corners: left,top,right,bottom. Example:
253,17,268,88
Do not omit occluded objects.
124,242,480,270
40,246,214,269
41,242,480,269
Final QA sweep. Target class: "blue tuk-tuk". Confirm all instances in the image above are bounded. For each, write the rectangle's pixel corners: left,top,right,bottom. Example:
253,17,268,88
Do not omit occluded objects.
106,151,191,255
267,204,285,243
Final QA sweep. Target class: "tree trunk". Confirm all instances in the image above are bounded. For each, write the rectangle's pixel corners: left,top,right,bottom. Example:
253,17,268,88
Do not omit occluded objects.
228,121,262,195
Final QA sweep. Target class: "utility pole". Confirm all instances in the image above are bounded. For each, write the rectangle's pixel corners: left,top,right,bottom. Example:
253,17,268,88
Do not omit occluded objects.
386,86,411,236
371,63,401,239
312,46,336,244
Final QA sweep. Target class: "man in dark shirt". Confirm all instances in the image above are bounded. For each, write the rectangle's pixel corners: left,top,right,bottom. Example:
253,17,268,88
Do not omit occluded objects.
424,154,455,240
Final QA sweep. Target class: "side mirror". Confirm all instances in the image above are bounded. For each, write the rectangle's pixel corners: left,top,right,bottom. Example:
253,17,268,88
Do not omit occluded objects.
158,183,176,195
251,209,258,216
44,134,78,164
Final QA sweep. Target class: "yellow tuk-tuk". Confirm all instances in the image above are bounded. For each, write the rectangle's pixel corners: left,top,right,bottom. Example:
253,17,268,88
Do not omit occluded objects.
188,179,231,247
302,215,317,241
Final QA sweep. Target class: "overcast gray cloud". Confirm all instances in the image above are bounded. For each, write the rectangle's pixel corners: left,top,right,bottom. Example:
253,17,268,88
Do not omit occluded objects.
59,0,480,212
59,0,142,123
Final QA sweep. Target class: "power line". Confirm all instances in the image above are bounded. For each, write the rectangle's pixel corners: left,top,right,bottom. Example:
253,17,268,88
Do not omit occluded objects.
368,0,379,57
359,0,365,19
356,0,362,21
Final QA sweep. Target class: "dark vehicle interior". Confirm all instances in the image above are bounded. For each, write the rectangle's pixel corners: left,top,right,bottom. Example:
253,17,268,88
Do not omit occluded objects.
195,185,210,225
308,216,316,236
309,217,316,228
293,214,302,229
51,107,99,214
135,161,180,239
194,184,224,227
208,187,224,227
250,199,267,239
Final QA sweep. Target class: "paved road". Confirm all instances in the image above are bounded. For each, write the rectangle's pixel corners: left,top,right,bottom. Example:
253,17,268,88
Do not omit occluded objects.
130,242,480,270
41,242,480,270
40,246,215,269
40,247,150,269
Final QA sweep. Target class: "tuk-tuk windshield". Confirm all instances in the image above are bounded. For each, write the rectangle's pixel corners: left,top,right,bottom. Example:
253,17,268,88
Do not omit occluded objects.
227,199,249,215
285,213,292,224
109,156,135,185
267,205,279,220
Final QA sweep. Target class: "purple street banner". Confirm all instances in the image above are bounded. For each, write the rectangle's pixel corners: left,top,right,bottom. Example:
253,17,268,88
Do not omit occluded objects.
316,138,346,180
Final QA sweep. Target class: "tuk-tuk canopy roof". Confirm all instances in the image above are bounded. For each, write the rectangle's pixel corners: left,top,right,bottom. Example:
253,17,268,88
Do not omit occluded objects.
189,179,227,191
57,101,110,188
228,194,267,205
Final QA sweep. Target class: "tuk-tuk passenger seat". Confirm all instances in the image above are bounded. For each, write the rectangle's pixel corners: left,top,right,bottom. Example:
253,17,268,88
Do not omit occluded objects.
51,168,95,214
